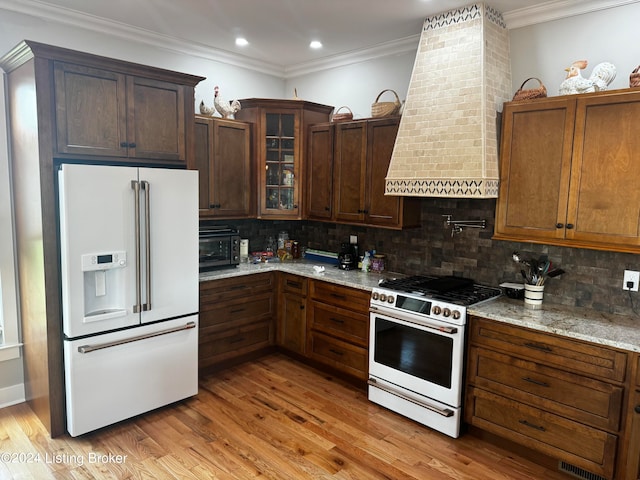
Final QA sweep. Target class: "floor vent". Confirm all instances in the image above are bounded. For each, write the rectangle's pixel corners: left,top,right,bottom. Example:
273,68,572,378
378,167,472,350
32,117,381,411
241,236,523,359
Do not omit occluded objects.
558,461,606,480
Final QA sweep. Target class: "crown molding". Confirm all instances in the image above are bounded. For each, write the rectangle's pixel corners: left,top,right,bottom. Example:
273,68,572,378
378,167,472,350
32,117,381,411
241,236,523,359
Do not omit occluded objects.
2,0,638,78
503,0,640,29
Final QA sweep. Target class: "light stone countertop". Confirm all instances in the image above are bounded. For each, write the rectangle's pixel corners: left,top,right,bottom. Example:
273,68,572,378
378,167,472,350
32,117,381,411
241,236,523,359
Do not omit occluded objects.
469,298,640,353
199,259,399,291
200,261,640,354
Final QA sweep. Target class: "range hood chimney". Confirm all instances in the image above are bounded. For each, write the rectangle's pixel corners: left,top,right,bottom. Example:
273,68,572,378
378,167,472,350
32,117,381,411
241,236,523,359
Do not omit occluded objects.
386,3,511,198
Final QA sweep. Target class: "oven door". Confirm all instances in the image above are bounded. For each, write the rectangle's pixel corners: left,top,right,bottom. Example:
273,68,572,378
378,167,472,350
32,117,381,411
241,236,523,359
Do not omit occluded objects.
368,308,465,408
199,235,239,271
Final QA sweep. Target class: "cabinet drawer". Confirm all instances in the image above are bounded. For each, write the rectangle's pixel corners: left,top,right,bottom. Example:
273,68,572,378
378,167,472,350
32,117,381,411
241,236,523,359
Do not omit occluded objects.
308,300,369,346
467,387,617,479
468,347,623,431
470,316,627,382
308,331,368,380
199,321,272,368
281,273,308,296
200,273,274,304
200,292,274,332
309,280,370,313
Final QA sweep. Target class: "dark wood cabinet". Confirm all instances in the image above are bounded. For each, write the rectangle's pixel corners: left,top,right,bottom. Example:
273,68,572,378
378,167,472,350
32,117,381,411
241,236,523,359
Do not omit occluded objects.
199,273,275,371
620,355,640,479
0,40,203,436
193,115,252,218
53,61,194,164
307,280,370,380
235,98,333,219
309,117,420,229
277,273,308,354
466,316,627,480
495,89,640,253
306,124,335,221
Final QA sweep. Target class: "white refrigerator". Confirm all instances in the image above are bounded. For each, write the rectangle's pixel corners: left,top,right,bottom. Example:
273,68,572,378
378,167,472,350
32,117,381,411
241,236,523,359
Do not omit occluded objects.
58,163,199,437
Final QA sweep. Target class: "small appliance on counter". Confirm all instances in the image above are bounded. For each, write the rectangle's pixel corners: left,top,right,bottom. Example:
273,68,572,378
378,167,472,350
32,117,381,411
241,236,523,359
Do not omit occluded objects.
338,242,358,270
199,223,240,271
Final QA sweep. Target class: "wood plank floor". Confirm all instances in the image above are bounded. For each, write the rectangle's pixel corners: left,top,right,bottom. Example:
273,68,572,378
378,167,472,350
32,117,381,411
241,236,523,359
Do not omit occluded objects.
0,353,572,479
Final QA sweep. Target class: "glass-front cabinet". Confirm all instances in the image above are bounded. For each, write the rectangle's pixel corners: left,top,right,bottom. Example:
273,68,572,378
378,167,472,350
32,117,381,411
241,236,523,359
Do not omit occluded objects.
236,99,333,219
265,112,297,211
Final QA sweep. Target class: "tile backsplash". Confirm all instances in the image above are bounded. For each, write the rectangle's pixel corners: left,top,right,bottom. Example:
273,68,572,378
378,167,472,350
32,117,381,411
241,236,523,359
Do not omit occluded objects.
218,198,640,316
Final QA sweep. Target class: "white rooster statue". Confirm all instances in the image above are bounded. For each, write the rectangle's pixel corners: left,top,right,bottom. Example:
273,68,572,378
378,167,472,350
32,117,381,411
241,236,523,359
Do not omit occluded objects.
559,60,617,95
199,85,241,119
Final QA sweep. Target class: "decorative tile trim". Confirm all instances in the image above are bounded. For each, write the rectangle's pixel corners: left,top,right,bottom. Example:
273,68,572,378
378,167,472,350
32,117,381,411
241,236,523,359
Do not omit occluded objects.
385,178,499,198
423,3,506,31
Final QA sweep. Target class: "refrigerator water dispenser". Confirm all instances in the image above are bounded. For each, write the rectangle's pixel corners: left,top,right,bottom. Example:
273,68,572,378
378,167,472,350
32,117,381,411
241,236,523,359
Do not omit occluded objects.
81,251,127,322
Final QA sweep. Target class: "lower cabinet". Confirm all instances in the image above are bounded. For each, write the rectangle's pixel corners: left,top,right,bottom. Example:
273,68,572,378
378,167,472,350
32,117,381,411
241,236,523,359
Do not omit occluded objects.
306,280,370,380
466,315,627,480
277,273,308,354
199,273,275,371
621,354,640,479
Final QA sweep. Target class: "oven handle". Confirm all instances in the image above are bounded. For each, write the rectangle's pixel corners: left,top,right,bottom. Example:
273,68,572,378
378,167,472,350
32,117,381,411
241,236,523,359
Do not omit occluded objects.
370,307,458,335
77,321,196,354
368,378,454,417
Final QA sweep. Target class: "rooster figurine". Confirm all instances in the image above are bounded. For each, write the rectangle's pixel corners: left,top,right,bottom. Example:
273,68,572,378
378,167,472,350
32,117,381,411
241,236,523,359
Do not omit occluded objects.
199,85,242,119
559,60,617,95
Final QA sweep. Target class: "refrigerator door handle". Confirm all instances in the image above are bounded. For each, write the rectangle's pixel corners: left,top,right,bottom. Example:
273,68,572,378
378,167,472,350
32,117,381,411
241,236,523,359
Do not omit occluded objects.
131,180,142,314
77,321,196,354
141,180,151,312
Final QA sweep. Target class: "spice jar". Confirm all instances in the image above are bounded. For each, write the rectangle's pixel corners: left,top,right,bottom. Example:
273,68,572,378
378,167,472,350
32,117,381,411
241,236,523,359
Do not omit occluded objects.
291,241,300,259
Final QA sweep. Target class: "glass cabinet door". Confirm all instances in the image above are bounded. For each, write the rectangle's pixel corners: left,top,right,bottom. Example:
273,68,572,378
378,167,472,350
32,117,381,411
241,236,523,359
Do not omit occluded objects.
265,112,297,212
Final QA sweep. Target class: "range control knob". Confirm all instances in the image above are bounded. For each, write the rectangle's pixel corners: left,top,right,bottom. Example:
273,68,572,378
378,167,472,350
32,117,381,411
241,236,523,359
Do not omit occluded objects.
372,292,379,301
379,294,387,302
452,310,461,320
432,306,442,315
387,295,395,304
443,308,451,317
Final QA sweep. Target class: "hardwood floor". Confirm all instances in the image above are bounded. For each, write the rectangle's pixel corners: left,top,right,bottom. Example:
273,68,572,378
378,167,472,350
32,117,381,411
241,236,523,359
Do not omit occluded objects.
0,353,572,479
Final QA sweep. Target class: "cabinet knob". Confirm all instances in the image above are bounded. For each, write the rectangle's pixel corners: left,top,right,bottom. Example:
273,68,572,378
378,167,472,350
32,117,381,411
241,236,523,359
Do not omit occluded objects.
325,206,331,211
299,305,305,310
120,142,128,148
128,142,136,148
566,224,574,229
635,405,640,414
555,223,564,229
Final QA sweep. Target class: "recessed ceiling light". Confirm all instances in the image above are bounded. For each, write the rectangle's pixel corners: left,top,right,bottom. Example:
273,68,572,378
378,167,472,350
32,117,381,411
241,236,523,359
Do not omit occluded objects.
309,40,322,49
235,37,249,47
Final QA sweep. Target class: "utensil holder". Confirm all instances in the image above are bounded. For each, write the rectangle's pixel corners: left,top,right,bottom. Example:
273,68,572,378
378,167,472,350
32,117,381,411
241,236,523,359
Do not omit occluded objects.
523,284,545,309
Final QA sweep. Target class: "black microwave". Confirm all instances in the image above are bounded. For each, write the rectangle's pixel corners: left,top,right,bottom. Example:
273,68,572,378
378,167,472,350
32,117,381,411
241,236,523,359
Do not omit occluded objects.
199,224,240,271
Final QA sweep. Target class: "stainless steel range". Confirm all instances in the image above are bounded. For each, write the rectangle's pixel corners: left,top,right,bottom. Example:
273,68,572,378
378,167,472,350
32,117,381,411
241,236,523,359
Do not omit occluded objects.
368,275,501,438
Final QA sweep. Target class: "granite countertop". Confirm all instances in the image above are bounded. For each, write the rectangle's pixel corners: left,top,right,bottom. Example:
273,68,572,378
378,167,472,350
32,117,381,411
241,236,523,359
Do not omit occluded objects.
470,297,640,353
199,259,399,291
200,261,640,354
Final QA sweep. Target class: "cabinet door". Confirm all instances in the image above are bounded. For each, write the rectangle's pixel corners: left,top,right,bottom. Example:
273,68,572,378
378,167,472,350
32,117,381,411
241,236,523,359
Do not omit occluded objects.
53,62,128,157
334,121,366,223
212,119,252,217
565,93,640,247
259,110,301,217
194,117,213,214
306,123,334,220
494,98,576,241
365,118,401,227
278,292,307,354
623,389,640,479
127,76,186,162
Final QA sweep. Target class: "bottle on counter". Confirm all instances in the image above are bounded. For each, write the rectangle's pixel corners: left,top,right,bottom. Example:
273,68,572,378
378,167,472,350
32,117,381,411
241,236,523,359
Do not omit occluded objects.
361,251,371,272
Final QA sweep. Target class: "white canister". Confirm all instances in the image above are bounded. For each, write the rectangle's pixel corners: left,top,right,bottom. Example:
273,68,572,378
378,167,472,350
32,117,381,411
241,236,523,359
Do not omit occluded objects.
523,283,544,309
240,239,249,258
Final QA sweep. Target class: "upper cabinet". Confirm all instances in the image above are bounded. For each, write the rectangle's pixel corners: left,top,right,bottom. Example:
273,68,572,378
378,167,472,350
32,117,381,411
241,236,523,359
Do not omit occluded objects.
494,89,640,253
193,115,252,218
235,99,333,219
308,117,420,229
41,44,203,166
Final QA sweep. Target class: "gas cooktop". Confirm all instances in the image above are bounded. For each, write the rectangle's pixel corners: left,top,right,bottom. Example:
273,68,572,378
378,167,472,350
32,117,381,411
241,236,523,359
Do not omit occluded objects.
377,275,501,307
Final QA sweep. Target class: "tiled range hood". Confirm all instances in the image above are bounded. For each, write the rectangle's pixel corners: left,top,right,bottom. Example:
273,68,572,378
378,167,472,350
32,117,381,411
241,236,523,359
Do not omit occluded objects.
385,3,511,198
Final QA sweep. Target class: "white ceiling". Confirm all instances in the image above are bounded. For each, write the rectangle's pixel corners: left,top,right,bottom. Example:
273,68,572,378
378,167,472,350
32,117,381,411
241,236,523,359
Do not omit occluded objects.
0,0,632,77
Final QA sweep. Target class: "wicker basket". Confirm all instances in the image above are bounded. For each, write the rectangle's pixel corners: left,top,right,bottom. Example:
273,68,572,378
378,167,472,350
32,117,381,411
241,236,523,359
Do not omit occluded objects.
630,66,640,88
512,77,547,101
331,106,353,122
371,89,401,117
